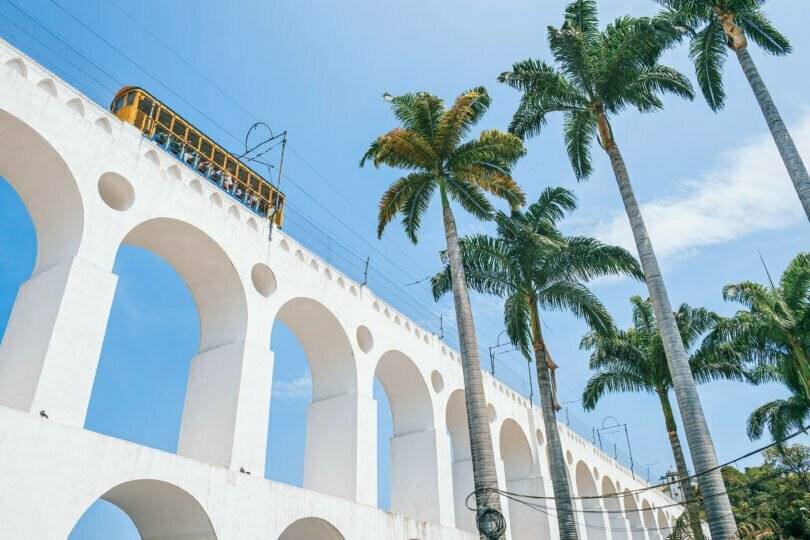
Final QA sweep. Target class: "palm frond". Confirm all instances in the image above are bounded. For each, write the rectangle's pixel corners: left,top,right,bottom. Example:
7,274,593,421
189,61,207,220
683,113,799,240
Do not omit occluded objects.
563,110,597,180
736,10,792,55
386,91,445,141
434,87,491,158
538,281,614,334
525,186,578,226
504,291,533,359
582,369,650,410
361,128,438,170
443,176,494,221
377,172,434,238
689,17,727,111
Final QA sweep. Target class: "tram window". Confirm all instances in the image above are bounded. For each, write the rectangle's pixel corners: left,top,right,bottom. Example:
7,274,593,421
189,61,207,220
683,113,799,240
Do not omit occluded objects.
112,96,125,113
225,158,237,174
126,93,136,106
138,96,153,115
172,119,187,138
213,149,225,167
237,167,248,182
158,109,172,128
188,131,200,148
200,139,213,158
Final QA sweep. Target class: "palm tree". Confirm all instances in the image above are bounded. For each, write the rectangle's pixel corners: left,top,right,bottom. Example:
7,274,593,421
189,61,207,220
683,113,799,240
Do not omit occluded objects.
656,0,810,221
498,1,737,536
704,252,810,439
581,296,747,540
360,87,526,531
432,187,643,539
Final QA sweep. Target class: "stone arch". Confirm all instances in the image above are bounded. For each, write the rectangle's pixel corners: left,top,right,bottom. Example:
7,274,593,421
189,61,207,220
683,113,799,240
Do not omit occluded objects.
601,476,629,540
270,297,361,501
641,500,658,539
622,490,646,540
273,297,357,401
657,508,669,539
446,388,474,533
0,108,83,274
575,461,608,540
499,418,550,540
71,479,216,540
118,218,247,351
374,350,437,520
278,517,344,540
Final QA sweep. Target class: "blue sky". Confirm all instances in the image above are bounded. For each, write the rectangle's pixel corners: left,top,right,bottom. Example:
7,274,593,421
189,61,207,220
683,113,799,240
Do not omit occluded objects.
0,0,808,537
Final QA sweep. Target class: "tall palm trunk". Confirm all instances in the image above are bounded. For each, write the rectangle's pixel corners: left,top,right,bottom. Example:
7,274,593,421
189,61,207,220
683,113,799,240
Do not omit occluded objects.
440,187,502,537
658,390,705,540
733,46,810,222
529,298,579,539
597,113,738,539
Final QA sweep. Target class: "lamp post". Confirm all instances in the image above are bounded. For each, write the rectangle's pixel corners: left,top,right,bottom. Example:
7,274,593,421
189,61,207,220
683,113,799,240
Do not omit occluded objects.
488,329,510,376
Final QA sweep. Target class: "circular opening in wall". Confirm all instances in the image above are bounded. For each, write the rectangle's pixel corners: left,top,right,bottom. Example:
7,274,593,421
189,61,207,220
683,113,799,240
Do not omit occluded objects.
487,404,497,424
430,370,444,393
251,263,277,297
98,172,134,211
536,429,545,446
356,325,373,353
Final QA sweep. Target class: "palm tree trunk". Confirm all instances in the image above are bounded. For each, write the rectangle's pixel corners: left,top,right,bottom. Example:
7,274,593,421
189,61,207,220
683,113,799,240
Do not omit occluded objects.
734,46,810,222
598,113,737,539
659,391,705,540
440,187,502,538
529,298,579,539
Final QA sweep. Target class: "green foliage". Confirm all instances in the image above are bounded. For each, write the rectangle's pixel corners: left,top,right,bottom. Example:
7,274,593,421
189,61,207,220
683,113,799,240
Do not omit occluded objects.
499,0,692,179
654,0,792,111
361,88,526,242
580,296,746,410
431,186,643,360
704,252,810,441
723,444,810,539
669,445,810,539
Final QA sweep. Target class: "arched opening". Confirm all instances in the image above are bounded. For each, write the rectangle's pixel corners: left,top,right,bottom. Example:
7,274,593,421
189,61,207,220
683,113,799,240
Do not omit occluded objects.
446,388,475,533
601,476,629,540
0,109,82,275
498,419,550,540
69,480,216,540
267,297,362,501
641,500,658,539
278,517,344,540
86,218,246,456
575,461,608,540
622,490,646,540
657,509,670,539
374,350,437,521
0,108,87,420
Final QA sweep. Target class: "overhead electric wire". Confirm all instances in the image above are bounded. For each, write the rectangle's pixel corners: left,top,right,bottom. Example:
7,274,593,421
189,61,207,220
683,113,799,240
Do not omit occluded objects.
469,424,810,506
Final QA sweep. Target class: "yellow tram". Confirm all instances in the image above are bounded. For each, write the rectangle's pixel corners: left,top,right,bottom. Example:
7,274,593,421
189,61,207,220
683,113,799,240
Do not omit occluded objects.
110,86,285,226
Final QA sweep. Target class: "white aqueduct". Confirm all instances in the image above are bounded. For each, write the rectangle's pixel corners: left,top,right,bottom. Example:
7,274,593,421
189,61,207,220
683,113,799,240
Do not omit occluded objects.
0,39,681,539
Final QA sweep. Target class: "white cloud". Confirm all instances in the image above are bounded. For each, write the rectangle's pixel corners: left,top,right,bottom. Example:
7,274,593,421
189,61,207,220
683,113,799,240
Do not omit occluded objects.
272,375,312,401
590,112,809,259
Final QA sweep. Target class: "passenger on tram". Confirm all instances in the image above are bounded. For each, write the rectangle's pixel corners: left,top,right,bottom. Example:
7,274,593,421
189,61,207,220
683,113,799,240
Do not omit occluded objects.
185,150,197,166
197,160,211,176
210,169,223,184
222,173,234,191
247,193,259,209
